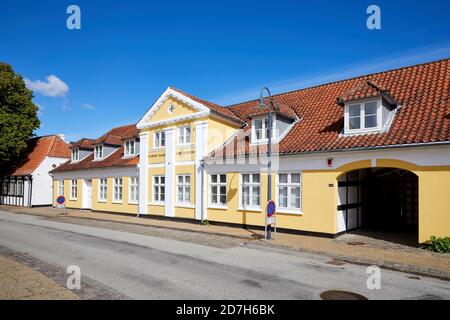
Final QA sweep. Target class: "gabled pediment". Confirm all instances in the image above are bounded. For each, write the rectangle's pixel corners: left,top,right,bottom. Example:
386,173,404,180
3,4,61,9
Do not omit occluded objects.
137,87,211,129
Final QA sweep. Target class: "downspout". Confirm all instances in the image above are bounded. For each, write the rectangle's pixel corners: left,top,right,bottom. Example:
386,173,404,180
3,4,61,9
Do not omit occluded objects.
28,175,33,207
200,159,205,222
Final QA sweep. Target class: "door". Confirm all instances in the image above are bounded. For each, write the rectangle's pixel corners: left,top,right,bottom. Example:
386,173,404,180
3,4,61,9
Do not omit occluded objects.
85,179,92,209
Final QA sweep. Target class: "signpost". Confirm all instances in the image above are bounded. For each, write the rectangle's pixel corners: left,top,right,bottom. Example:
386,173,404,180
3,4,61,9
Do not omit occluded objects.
265,200,277,240
56,195,67,215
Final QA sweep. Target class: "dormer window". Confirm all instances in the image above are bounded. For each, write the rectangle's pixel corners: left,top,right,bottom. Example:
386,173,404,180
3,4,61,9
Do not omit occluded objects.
344,99,383,134
251,116,276,143
94,145,103,160
124,139,135,156
71,148,79,161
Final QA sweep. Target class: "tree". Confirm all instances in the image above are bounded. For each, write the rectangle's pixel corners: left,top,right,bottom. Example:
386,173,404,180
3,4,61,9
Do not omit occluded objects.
0,62,40,174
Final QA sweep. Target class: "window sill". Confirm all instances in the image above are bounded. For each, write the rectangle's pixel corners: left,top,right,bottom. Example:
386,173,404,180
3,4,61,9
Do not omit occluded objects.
69,198,77,201
277,208,303,215
176,144,193,148
112,201,123,204
128,201,138,205
208,205,228,210
98,200,107,203
151,147,165,151
238,207,262,213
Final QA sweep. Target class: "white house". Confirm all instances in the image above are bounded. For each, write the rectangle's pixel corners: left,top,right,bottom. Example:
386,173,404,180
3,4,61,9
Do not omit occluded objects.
0,135,70,207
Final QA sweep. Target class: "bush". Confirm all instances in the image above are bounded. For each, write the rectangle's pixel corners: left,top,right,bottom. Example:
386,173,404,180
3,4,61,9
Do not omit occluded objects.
421,236,450,253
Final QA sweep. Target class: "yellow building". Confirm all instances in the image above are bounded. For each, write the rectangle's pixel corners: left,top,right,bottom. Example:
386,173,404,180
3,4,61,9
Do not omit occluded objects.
52,59,450,243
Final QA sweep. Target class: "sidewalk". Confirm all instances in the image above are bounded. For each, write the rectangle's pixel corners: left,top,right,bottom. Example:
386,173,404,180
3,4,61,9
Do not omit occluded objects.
0,255,79,300
2,205,449,280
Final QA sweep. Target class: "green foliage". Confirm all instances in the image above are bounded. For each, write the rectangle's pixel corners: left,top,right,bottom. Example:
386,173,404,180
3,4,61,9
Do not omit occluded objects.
200,219,210,226
0,62,40,173
421,236,450,254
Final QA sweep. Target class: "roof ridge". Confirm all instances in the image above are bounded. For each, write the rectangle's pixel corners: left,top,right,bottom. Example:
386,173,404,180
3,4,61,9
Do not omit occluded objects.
225,57,449,108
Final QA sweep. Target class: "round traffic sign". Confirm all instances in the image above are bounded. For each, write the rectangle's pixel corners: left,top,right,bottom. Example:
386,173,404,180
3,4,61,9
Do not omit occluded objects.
56,196,65,205
267,200,276,217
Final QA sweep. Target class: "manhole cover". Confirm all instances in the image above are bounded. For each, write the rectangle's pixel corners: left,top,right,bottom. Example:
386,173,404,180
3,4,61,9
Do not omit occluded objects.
320,290,368,300
347,241,367,246
326,260,346,266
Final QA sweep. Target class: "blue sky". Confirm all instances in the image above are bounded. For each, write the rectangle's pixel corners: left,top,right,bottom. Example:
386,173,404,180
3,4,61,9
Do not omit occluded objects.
1,0,449,142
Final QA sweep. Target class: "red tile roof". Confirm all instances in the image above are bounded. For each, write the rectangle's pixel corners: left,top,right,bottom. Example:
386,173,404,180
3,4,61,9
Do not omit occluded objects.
94,124,139,145
52,124,139,173
70,138,96,150
207,58,450,159
10,135,70,176
170,87,244,125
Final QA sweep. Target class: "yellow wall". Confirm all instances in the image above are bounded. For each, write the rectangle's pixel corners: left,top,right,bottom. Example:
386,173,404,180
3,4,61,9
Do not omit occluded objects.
53,179,83,208
91,177,138,214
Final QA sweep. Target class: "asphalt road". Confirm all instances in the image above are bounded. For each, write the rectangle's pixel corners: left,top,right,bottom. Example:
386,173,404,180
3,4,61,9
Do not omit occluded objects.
0,210,449,300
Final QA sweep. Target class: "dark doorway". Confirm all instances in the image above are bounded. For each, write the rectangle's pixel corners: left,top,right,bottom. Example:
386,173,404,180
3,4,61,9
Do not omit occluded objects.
338,168,419,244
363,168,418,232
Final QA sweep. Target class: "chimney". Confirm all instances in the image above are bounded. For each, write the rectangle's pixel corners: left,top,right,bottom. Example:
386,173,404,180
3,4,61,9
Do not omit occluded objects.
56,134,65,141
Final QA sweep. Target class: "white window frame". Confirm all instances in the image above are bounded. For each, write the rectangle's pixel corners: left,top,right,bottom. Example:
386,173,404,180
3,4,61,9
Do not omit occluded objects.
344,98,383,134
251,115,277,144
239,173,261,211
154,131,166,149
209,174,227,208
71,148,79,161
276,172,302,214
58,180,64,197
128,177,139,204
98,178,107,202
153,175,165,203
177,126,191,146
176,174,191,205
113,178,123,203
124,139,136,157
70,180,78,200
94,144,103,160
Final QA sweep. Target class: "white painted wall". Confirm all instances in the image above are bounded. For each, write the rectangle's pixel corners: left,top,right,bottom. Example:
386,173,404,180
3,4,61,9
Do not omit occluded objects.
31,156,69,206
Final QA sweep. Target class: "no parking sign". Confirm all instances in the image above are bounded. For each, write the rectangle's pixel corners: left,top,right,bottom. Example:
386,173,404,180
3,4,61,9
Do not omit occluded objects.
265,200,277,240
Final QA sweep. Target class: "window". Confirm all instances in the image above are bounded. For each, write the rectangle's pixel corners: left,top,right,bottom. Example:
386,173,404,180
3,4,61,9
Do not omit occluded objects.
210,174,227,206
94,145,103,160
252,117,276,142
9,181,16,196
17,180,24,196
153,176,165,202
241,173,261,208
178,126,191,145
278,173,301,210
125,140,135,156
176,175,191,204
345,100,380,133
129,177,139,203
58,180,64,197
70,180,78,200
99,178,107,201
71,148,79,161
154,131,166,148
113,178,123,202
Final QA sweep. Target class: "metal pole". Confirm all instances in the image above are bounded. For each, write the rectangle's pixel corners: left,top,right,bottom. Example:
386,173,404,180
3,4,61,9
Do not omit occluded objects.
267,109,273,240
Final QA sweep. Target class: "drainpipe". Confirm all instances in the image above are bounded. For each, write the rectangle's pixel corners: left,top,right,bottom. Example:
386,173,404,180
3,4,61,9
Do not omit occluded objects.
200,159,205,222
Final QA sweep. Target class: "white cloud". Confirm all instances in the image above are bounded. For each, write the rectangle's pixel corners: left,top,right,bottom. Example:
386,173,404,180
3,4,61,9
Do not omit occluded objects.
80,103,95,110
25,75,69,98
